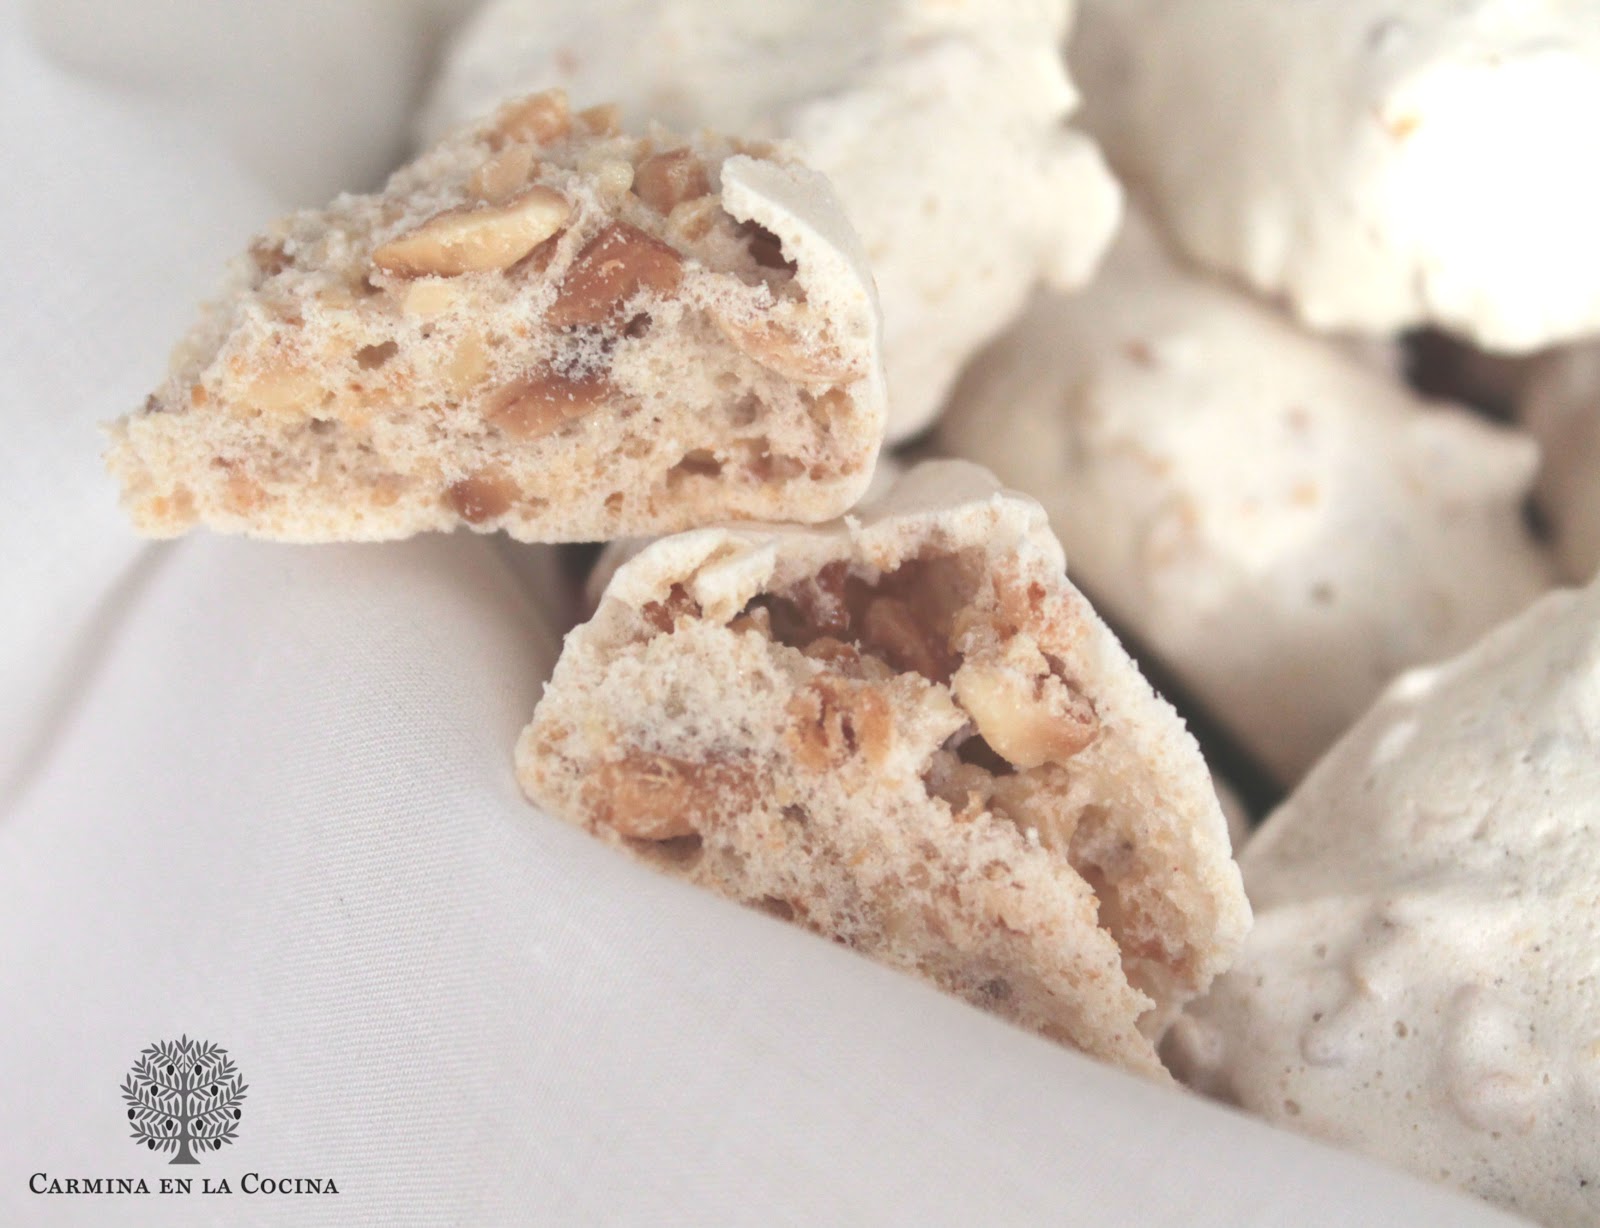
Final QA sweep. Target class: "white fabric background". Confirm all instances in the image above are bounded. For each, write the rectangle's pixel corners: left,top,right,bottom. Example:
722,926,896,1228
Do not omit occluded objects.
0,1,1529,1222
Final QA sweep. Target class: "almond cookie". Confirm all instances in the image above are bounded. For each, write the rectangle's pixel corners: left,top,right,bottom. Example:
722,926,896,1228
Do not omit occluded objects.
1073,0,1600,351
518,460,1250,1076
107,90,885,542
422,0,1120,443
1167,577,1600,1226
939,217,1553,783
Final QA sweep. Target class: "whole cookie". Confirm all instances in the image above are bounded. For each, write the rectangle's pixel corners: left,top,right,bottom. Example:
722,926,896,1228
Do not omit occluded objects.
1168,577,1600,1226
939,216,1553,782
1073,0,1600,351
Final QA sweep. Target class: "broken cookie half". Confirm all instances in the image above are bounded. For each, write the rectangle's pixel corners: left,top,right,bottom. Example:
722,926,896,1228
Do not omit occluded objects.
107,90,885,542
518,460,1250,1077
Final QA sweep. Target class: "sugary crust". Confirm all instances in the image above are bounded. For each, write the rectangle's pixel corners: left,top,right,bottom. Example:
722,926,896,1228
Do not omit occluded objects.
1073,0,1600,350
1168,578,1600,1225
422,0,1120,443
518,461,1249,1075
939,216,1553,782
106,91,885,542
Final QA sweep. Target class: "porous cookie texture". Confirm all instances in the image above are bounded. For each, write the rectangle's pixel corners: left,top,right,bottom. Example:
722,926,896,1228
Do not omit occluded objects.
518,461,1250,1077
423,0,1120,444
1521,342,1600,583
938,216,1553,783
1073,0,1600,351
107,90,885,542
1167,577,1600,1227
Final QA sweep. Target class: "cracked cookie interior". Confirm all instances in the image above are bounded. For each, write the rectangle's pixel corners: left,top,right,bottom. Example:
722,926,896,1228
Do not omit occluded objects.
518,462,1249,1075
107,89,884,542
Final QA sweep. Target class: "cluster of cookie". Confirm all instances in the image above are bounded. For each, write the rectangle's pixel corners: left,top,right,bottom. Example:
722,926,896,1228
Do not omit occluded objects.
105,2,1600,1224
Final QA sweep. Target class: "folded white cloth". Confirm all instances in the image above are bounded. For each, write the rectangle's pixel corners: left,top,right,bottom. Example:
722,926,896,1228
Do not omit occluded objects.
0,533,1522,1226
0,2,1530,1223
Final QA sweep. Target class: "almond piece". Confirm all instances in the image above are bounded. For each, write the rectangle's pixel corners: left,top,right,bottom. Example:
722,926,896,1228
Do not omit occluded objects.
468,144,538,204
489,90,571,148
577,103,621,137
401,279,462,319
712,309,858,383
951,660,1099,769
586,753,753,841
589,755,701,840
786,677,894,771
666,196,722,244
582,156,635,200
546,223,685,328
484,367,614,439
446,466,518,524
641,584,701,634
633,149,711,215
443,331,491,399
240,365,322,418
372,187,572,277
221,468,266,515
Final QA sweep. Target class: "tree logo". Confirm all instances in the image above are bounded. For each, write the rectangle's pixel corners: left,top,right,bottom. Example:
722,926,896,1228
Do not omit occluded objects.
120,1037,248,1164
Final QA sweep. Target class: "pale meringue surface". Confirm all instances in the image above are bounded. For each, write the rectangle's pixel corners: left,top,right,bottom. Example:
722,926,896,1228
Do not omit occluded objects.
1073,0,1600,352
1169,576,1600,1226
939,217,1554,783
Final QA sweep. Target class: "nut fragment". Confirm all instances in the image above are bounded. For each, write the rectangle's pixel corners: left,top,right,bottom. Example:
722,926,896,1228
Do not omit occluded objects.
484,367,614,439
951,660,1099,769
468,144,538,204
221,468,266,515
786,677,894,771
446,466,518,524
988,567,1052,642
401,278,463,319
583,157,635,199
577,103,621,136
712,308,858,383
443,331,491,399
546,223,685,327
640,584,701,634
666,196,721,244
371,187,572,277
633,148,711,215
240,364,322,418
489,90,570,148
587,753,750,840
589,755,700,840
